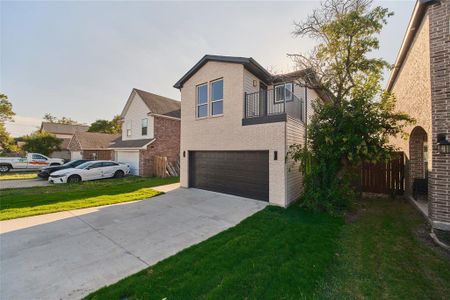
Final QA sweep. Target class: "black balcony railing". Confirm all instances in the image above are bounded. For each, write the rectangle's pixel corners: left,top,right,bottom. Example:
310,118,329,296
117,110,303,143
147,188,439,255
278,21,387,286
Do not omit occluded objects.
244,89,304,122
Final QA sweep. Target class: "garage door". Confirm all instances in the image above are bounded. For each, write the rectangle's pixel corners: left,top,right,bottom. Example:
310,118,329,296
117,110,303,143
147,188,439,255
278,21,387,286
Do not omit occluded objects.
116,151,140,175
189,151,269,201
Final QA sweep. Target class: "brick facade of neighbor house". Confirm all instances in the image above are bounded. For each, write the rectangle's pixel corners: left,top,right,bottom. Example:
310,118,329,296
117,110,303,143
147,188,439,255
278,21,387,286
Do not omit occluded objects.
428,0,450,229
82,150,114,160
389,0,450,231
139,116,180,176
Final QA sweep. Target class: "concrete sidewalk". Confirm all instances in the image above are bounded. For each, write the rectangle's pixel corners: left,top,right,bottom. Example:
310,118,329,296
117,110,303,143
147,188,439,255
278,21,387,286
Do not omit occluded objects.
0,187,267,300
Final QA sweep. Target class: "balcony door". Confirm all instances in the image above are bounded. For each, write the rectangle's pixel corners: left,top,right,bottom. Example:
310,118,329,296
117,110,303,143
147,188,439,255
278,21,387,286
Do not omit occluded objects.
259,83,267,117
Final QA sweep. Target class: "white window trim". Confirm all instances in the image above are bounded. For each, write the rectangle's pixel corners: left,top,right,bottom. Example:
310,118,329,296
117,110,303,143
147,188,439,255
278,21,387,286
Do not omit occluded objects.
196,83,208,119
126,120,132,137
210,79,224,116
141,118,148,136
274,82,293,103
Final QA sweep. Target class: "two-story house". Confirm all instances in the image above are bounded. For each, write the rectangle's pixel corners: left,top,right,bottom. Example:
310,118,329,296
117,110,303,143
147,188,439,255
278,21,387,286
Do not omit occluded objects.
110,88,181,176
174,55,323,207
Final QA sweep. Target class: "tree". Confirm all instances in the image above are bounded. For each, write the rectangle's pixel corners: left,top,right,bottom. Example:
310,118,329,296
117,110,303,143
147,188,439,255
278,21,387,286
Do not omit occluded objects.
0,94,19,153
21,131,62,156
288,0,414,212
43,113,79,125
88,115,122,134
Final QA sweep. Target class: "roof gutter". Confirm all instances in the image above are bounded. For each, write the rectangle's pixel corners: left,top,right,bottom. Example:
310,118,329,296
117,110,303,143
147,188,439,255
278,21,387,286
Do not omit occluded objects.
386,0,435,92
148,113,180,120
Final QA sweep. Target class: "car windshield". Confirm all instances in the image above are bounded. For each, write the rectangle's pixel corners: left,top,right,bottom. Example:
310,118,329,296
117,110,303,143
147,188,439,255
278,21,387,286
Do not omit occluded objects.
75,162,94,169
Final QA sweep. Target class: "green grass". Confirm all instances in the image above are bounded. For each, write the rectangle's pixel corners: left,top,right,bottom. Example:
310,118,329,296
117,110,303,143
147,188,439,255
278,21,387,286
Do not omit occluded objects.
86,198,450,300
0,171,37,181
0,176,179,220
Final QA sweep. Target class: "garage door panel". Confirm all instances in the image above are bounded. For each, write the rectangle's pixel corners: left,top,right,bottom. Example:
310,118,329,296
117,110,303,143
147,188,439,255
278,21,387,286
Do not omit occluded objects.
189,151,269,201
116,151,140,176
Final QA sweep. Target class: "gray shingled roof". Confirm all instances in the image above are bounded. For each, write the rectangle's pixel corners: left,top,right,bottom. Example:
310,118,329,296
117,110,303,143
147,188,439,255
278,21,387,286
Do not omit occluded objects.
173,55,272,89
72,132,120,150
134,89,181,118
109,138,155,149
41,122,89,135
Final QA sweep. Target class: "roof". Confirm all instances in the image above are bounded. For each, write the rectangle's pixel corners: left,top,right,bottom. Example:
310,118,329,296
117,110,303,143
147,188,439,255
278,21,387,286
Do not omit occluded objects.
122,89,181,119
41,122,89,135
387,0,435,91
60,138,71,149
109,137,155,149
174,55,273,89
71,132,120,150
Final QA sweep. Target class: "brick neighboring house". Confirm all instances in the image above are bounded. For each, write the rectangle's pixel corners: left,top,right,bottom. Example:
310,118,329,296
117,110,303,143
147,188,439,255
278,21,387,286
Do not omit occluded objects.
67,131,120,160
40,122,89,160
388,0,449,231
111,88,180,176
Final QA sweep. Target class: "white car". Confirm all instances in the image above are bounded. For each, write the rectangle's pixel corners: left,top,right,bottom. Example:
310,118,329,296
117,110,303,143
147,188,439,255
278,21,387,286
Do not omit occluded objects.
48,160,130,184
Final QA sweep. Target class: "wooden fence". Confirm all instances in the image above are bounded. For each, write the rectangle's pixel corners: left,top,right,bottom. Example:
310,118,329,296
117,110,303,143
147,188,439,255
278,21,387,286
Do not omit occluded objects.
361,152,405,195
153,156,180,178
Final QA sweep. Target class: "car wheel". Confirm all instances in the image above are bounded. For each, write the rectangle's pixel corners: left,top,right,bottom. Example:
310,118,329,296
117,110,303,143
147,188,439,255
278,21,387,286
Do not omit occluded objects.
114,170,125,178
67,175,81,184
0,165,11,173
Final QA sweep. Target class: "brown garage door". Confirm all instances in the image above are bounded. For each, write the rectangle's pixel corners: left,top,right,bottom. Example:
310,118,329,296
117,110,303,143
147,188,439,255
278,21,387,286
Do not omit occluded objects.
189,151,269,201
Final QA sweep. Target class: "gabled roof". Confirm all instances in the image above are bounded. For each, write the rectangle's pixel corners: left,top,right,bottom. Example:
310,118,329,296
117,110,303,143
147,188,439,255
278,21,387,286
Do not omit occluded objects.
41,122,89,135
387,0,435,91
69,132,120,150
173,55,273,89
121,89,181,119
109,137,155,149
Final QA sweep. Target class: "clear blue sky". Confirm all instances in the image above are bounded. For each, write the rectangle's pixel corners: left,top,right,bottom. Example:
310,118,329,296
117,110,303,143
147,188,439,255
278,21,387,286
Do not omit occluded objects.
1,0,415,136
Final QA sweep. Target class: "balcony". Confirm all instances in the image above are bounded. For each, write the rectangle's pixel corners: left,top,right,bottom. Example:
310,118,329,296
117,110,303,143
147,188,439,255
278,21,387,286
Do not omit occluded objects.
243,89,305,126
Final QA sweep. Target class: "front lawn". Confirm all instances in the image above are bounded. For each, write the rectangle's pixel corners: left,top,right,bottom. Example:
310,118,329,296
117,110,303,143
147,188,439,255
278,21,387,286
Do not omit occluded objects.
0,171,37,181
86,198,450,300
0,176,179,220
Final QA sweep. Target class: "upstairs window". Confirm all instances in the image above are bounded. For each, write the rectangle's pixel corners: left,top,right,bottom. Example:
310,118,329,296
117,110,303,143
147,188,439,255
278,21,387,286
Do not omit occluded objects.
211,79,224,116
274,83,293,103
126,120,132,136
197,83,208,118
141,118,148,136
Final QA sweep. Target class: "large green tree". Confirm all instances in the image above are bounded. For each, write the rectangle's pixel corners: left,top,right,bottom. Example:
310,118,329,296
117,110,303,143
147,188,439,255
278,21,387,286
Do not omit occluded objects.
88,115,122,134
0,94,19,153
21,131,62,156
288,0,414,212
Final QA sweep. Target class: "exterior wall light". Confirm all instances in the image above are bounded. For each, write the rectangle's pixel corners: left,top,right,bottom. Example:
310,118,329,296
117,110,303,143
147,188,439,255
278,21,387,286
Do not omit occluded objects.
437,133,450,154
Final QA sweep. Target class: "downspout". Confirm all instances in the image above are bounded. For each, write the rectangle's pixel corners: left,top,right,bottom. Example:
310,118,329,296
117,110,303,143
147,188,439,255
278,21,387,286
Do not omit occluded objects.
304,85,308,146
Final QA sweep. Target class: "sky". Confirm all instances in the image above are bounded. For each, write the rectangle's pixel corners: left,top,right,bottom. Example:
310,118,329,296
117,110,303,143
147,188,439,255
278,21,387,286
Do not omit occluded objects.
1,0,415,137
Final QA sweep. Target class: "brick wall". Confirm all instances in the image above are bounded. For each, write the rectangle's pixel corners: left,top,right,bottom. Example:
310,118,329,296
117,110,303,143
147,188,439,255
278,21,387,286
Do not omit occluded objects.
82,150,113,160
429,0,450,230
139,116,180,176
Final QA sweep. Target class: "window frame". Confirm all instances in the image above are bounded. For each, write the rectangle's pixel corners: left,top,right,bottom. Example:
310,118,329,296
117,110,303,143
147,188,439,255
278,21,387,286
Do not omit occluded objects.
210,78,224,117
196,83,208,119
126,120,132,137
274,82,294,104
141,118,148,136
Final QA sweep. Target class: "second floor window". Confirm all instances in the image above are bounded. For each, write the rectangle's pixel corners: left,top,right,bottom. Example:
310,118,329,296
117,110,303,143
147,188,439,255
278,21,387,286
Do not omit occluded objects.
197,84,208,118
141,118,148,136
211,79,223,116
126,120,132,136
274,82,293,103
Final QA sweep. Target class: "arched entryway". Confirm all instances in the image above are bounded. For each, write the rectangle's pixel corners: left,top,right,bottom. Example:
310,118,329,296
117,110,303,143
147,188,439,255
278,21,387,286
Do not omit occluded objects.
408,126,428,200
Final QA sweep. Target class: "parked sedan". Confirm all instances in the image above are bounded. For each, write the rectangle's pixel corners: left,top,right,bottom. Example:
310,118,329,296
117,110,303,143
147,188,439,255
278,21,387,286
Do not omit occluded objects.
48,160,130,184
38,159,91,179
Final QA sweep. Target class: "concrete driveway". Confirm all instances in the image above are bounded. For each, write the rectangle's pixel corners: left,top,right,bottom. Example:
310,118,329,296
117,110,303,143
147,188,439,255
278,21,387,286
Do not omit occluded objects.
0,188,267,300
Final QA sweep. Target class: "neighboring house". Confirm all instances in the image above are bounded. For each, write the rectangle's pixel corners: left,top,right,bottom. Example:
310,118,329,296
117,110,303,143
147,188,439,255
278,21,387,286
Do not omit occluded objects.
388,0,449,231
68,131,120,160
40,122,89,160
174,55,323,207
110,88,180,176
